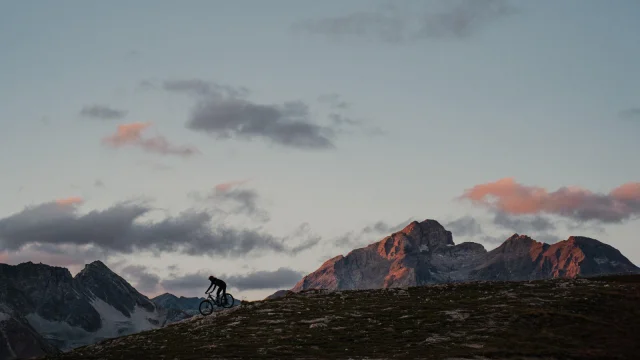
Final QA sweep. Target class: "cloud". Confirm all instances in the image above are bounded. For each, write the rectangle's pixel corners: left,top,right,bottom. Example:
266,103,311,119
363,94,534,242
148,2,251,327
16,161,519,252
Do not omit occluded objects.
214,180,250,192
160,78,381,150
620,108,640,120
318,93,350,109
121,265,161,293
188,97,335,150
293,0,516,43
280,223,322,255
94,180,105,188
56,197,84,206
160,267,305,294
335,218,413,248
415,0,517,39
492,211,556,233
189,180,269,222
102,122,199,157
461,178,640,223
200,187,269,222
80,105,128,120
329,113,361,127
445,216,483,237
0,199,318,258
163,79,249,98
160,271,208,293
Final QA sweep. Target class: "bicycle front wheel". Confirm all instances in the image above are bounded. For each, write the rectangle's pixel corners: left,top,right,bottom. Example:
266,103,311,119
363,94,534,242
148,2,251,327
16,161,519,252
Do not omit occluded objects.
199,300,214,316
222,293,235,308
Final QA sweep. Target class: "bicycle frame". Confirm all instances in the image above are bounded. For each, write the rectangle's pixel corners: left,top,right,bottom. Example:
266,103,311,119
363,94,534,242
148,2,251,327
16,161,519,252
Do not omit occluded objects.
206,292,227,306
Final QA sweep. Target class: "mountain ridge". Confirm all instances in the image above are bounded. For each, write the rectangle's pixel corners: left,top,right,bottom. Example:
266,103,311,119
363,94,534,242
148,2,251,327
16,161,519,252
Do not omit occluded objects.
0,260,204,360
287,219,639,294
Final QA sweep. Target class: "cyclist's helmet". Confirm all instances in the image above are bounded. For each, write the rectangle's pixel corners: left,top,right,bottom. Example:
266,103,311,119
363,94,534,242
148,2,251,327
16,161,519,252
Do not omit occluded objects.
209,275,214,281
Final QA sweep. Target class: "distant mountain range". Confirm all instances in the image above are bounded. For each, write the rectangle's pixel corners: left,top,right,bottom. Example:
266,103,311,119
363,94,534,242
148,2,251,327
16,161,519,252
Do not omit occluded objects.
2,218,639,360
0,261,213,360
281,219,639,294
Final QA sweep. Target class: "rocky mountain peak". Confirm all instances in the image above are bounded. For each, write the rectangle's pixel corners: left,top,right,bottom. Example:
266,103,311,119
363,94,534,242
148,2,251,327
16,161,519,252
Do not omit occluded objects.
74,261,156,316
76,260,114,278
288,218,640,294
381,219,453,257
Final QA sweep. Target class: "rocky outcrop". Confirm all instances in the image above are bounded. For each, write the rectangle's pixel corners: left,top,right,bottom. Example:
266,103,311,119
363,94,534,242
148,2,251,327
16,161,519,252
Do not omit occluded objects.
0,311,60,360
290,219,640,292
291,219,487,292
151,293,204,324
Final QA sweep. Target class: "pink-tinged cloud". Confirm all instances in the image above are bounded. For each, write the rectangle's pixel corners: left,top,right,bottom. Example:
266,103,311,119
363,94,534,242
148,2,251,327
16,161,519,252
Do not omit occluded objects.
215,179,250,192
102,122,199,157
56,197,84,206
461,177,640,223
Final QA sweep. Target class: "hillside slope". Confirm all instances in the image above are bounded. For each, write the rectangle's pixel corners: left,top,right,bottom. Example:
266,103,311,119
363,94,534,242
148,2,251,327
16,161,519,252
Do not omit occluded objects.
40,274,640,360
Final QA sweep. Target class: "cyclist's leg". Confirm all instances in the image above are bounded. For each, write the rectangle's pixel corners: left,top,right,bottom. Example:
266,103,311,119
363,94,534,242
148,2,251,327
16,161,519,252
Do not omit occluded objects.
216,286,222,302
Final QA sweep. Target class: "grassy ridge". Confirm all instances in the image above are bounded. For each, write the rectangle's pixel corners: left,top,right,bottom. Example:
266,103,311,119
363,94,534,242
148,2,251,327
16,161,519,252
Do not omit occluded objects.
40,275,640,360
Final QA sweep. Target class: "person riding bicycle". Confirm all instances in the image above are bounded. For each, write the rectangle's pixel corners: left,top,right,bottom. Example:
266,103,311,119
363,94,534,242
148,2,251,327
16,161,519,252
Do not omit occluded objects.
205,275,227,304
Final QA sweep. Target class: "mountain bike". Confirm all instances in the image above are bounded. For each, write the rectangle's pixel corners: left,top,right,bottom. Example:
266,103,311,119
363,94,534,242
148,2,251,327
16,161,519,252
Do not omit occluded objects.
199,291,235,316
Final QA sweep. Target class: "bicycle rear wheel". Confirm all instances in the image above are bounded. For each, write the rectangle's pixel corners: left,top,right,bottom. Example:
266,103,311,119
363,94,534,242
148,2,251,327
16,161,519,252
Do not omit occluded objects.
199,299,214,316
222,293,235,308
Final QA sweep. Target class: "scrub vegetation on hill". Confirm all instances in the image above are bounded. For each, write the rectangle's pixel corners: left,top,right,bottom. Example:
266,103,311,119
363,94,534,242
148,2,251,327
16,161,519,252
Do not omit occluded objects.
40,274,640,360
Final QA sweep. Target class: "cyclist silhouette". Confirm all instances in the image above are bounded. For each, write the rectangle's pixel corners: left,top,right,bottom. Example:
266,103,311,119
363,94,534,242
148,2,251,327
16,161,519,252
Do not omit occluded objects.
205,275,227,303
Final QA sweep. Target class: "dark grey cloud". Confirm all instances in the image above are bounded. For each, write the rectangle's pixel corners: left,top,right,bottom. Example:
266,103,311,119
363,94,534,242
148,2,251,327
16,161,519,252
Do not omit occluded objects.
492,211,556,233
292,8,406,43
160,271,208,293
442,214,561,245
329,113,385,137
80,105,128,120
281,223,322,255
480,232,561,245
620,108,640,120
329,113,362,127
121,265,160,293
415,0,516,39
191,187,270,222
159,79,382,150
0,200,318,258
318,93,350,109
293,0,516,43
335,218,413,248
162,79,249,98
188,97,335,150
161,267,305,293
445,216,483,237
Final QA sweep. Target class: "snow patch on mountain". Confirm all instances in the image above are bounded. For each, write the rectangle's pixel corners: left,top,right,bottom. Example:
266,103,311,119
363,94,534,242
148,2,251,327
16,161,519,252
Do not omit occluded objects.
24,297,163,351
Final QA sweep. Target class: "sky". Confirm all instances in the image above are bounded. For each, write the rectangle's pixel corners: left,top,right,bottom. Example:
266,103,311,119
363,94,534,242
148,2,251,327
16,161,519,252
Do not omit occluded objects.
1,0,639,301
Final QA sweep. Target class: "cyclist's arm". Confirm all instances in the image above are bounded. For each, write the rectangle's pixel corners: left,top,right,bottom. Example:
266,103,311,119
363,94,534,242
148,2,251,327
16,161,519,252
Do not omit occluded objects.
205,282,214,293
